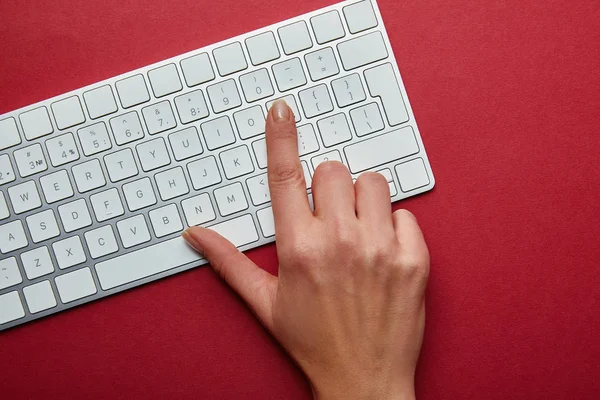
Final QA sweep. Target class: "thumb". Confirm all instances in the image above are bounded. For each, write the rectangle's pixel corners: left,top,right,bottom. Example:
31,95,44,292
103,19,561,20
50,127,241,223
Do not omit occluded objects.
183,226,277,331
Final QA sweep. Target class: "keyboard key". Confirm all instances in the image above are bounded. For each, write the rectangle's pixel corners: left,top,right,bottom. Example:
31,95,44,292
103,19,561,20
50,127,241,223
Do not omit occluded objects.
350,102,385,136
220,145,254,179
0,257,22,290
53,236,87,270
180,53,215,87
149,204,184,238
72,159,106,193
90,188,125,222
343,127,419,174
272,58,307,92
0,192,8,220
155,166,189,201
297,124,320,156
239,69,275,103
19,107,53,140
252,139,267,169
364,63,409,126
299,85,334,119
8,180,42,214
331,73,366,107
278,21,313,55
174,90,210,124
214,182,248,217
117,215,151,248
21,246,54,279
115,74,150,108
83,85,118,119
343,0,378,34
110,111,144,145
136,137,171,172
0,117,22,150
148,63,183,97
310,10,345,44
26,209,60,243
311,150,343,170
55,267,97,303
213,42,248,76
207,79,242,113
256,207,275,238
188,156,222,190
395,158,430,193
77,122,112,156
23,280,57,313
305,47,339,81
209,214,259,247
123,177,157,211
245,32,281,66
266,95,301,123
246,174,271,206
337,31,388,70
0,220,28,254
200,116,236,151
317,113,352,147
142,101,177,135
104,148,139,182
85,225,119,259
302,161,313,189
58,199,93,233
51,96,86,130
182,193,216,226
46,132,80,167
234,106,265,139
0,154,16,186
14,143,48,178
169,127,203,161
0,291,25,325
40,170,74,204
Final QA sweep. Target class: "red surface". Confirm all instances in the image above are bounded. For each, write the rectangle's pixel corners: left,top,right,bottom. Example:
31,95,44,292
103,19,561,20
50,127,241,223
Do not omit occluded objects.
1,0,599,399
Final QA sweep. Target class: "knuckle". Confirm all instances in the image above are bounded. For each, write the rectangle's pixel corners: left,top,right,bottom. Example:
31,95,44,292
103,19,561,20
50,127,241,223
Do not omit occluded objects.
269,163,305,187
357,171,388,188
399,253,431,283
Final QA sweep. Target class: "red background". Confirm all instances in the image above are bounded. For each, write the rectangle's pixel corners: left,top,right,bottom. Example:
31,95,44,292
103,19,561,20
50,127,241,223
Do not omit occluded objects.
1,0,599,399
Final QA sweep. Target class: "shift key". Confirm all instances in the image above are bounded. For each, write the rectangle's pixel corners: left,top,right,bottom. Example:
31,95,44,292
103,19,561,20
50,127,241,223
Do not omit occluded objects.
364,63,409,126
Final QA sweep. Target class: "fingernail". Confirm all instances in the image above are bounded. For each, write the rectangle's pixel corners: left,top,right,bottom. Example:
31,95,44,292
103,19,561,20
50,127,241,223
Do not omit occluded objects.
182,229,204,254
272,99,291,122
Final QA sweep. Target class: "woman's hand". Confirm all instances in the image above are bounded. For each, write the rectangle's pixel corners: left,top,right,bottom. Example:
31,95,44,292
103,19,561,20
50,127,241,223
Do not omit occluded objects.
183,100,430,400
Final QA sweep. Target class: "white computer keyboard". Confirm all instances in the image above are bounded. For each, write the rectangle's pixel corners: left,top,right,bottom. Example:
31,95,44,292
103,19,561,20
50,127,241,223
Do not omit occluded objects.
0,0,434,330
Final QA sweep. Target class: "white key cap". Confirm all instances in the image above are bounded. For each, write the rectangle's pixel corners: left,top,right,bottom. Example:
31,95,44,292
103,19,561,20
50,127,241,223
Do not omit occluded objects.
46,132,80,167
364,63,409,126
19,107,53,140
344,127,419,173
77,122,112,156
343,0,378,34
239,69,275,103
148,63,182,97
299,85,334,118
90,188,125,222
305,48,340,81
350,102,385,136
58,199,93,233
8,180,42,214
331,73,367,107
0,220,28,254
115,74,150,108
0,154,16,186
169,127,204,161
110,111,145,145
246,174,270,206
155,167,189,200
180,53,215,87
104,148,139,182
0,117,22,150
72,159,106,193
278,21,313,55
182,193,216,226
85,225,119,259
26,209,60,243
136,137,171,171
53,236,87,270
51,96,86,130
23,280,57,313
96,214,258,290
395,158,430,192
256,207,275,237
252,139,267,169
245,32,280,66
214,182,248,217
0,257,22,290
83,85,118,119
310,10,345,44
337,31,388,71
297,124,320,156
14,143,48,177
200,116,236,151
142,101,177,135
0,291,25,325
174,90,210,124
272,58,307,92
55,267,97,303
117,215,152,249
149,204,184,238
266,95,301,123
234,106,265,139
207,79,242,113
21,246,54,279
302,161,313,188
311,150,343,170
40,170,74,203
317,113,352,147
123,177,157,211
0,192,9,220
220,145,254,179
213,42,248,76
188,156,222,190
